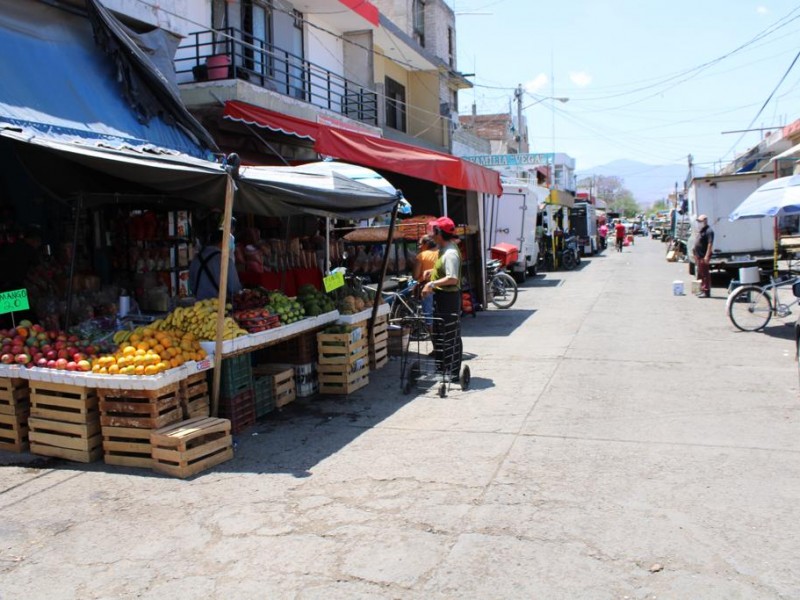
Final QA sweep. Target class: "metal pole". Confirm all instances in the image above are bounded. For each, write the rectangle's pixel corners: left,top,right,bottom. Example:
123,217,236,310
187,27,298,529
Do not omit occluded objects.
368,202,400,348
325,217,331,274
211,176,235,418
516,83,524,179
64,195,82,330
442,185,448,217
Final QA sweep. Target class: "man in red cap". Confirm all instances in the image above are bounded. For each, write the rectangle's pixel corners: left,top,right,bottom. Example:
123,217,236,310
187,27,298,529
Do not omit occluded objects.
422,216,463,380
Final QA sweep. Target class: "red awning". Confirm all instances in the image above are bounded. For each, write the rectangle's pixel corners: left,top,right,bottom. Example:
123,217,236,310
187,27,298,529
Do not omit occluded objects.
223,101,502,195
337,0,379,26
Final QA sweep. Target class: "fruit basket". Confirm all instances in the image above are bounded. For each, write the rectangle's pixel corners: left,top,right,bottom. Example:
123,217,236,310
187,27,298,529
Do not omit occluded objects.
232,309,281,333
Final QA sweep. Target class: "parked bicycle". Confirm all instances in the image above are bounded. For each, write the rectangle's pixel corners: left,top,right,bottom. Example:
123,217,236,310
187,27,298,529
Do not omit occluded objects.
726,273,800,331
561,234,581,271
486,259,518,309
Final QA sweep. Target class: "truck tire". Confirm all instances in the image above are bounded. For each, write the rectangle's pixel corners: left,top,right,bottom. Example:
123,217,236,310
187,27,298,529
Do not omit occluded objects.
512,270,526,284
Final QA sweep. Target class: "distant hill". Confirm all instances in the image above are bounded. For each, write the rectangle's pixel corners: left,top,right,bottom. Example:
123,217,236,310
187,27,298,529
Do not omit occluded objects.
577,160,688,207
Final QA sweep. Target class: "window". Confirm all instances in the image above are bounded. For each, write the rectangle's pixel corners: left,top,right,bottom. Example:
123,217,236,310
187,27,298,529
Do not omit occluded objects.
242,0,273,76
211,0,229,55
413,0,425,47
447,27,455,68
385,77,406,132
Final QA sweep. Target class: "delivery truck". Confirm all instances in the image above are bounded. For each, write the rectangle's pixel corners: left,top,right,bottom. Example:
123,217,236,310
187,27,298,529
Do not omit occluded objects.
686,171,775,276
569,201,598,255
483,181,544,282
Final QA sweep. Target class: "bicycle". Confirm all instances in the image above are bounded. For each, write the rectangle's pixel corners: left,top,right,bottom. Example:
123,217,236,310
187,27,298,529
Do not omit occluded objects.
726,274,800,331
486,259,518,309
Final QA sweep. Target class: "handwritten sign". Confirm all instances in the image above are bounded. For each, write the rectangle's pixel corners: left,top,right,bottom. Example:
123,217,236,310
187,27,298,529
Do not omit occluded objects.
323,271,345,293
0,289,29,315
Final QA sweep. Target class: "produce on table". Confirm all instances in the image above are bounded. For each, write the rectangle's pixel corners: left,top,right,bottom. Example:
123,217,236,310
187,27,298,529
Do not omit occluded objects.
96,327,206,376
0,320,99,371
154,299,248,340
334,284,374,315
232,308,281,333
264,291,305,325
232,288,271,310
297,284,336,316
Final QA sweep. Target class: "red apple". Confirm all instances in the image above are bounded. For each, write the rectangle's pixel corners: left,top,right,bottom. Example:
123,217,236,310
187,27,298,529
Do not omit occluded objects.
72,353,85,362
46,359,57,369
76,360,91,372
0,353,13,364
65,361,78,371
12,335,24,346
36,357,48,368
55,358,68,370
10,344,23,356
84,345,97,356
48,330,58,340
45,350,57,360
15,354,30,365
40,344,52,354
54,341,65,350
1,344,10,354
57,349,70,360
68,335,79,343
32,324,44,334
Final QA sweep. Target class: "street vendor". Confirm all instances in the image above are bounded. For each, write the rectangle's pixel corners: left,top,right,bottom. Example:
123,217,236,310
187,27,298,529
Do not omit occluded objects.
414,235,438,323
189,225,242,301
421,216,462,381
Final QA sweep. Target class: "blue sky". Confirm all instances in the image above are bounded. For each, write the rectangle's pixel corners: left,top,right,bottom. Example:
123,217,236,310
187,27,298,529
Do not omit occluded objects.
449,0,800,179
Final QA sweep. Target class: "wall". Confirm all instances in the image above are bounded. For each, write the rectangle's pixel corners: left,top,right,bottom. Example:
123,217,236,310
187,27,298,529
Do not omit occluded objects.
101,0,201,36
407,70,444,147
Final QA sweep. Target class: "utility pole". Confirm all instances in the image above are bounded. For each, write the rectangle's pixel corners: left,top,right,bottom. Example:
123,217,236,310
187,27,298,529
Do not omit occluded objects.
515,83,524,154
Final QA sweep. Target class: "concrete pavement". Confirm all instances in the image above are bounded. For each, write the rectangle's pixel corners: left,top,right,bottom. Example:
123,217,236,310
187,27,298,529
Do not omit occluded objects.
1,237,799,599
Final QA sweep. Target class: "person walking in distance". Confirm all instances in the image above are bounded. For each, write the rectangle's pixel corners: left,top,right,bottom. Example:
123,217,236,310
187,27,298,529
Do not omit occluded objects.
614,220,626,252
421,217,462,381
693,214,714,298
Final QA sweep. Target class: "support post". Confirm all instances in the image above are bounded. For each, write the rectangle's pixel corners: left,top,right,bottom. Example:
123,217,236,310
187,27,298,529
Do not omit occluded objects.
368,202,400,347
211,176,235,418
442,185,448,217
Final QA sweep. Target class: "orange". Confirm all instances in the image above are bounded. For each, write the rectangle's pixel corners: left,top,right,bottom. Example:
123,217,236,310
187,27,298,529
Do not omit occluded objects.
144,365,158,376
160,337,172,348
92,364,101,373
98,367,108,375
122,346,136,356
158,361,171,372
153,344,165,355
142,328,154,338
134,365,145,375
129,334,141,344
108,364,120,375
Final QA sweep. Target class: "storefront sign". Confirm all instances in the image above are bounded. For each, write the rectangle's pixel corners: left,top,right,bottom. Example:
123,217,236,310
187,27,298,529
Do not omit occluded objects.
0,289,29,315
323,271,345,293
462,153,555,168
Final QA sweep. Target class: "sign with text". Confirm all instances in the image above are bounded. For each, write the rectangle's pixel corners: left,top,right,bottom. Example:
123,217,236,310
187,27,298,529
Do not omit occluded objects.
323,271,345,293
0,289,29,315
462,153,555,168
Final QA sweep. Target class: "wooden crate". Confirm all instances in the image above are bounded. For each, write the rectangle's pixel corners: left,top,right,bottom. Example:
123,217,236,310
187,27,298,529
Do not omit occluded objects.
318,363,370,395
219,390,255,435
151,417,233,479
98,384,182,429
30,382,98,424
253,364,296,408
180,373,210,419
29,417,102,463
368,325,389,371
0,377,29,416
0,412,29,453
102,425,153,469
317,331,368,366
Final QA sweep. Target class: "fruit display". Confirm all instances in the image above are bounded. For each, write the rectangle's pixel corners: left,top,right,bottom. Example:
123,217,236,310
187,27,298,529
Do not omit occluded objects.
264,291,305,325
0,320,99,371
335,285,374,315
232,288,271,310
297,284,336,317
94,327,205,376
232,308,281,333
155,299,248,341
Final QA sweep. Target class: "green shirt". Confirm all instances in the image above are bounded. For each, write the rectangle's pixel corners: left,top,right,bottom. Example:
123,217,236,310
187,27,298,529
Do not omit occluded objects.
432,242,461,292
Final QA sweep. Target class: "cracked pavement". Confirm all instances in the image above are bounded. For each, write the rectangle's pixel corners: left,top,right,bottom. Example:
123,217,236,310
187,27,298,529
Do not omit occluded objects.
1,239,799,599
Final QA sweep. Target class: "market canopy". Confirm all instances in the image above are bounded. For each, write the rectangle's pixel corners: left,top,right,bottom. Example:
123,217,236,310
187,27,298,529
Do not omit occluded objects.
223,101,503,196
729,174,800,220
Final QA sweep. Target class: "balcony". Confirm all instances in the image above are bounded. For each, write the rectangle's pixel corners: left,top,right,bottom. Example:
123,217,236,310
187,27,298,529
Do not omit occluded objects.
175,28,378,127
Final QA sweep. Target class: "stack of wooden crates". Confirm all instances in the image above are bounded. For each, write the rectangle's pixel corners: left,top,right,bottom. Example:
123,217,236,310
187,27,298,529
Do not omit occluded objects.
317,324,369,395
0,378,30,453
367,314,389,371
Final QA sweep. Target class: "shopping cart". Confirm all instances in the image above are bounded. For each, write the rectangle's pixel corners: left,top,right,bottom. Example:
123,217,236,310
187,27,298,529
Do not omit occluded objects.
395,312,471,398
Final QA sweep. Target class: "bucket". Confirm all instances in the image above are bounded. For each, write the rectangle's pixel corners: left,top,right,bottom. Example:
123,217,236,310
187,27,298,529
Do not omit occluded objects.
672,280,684,296
206,54,230,80
739,266,760,284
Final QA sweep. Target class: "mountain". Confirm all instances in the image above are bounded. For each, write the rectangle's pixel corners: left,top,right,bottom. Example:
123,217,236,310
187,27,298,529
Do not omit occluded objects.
577,160,688,206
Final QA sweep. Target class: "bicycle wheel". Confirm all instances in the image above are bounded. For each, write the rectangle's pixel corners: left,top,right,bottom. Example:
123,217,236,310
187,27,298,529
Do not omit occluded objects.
490,273,518,309
561,251,576,271
728,285,772,331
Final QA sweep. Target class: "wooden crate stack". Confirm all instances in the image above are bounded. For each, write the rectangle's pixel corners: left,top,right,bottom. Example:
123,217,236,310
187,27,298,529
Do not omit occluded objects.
28,382,101,463
98,384,182,468
151,416,233,479
253,364,296,408
180,372,210,419
367,315,389,371
317,327,369,395
218,355,256,434
0,378,30,453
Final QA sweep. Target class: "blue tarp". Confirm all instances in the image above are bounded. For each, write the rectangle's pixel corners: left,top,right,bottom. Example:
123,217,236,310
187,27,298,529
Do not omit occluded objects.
0,0,212,160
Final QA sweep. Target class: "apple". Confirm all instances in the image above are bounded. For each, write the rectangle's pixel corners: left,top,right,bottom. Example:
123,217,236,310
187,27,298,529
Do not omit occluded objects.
15,327,28,338
32,324,44,334
15,354,30,365
36,357,48,368
57,349,70,360
36,332,48,342
72,353,85,362
0,353,13,364
10,344,23,356
66,347,78,357
55,358,68,370
77,360,91,372
25,336,38,347
12,335,24,346
46,359,57,369
1,344,10,354
68,335,79,343
65,361,78,371
48,330,58,340
45,350,57,360
41,344,52,354
84,345,97,356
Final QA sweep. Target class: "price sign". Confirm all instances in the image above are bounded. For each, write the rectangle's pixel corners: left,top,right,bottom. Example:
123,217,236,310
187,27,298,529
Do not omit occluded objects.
0,289,29,315
323,271,345,293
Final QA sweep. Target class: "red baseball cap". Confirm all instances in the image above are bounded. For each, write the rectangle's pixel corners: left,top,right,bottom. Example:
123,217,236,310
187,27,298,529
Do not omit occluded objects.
430,216,456,235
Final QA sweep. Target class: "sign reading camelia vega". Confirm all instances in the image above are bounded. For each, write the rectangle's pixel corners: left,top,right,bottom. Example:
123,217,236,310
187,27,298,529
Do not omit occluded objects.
461,153,555,167
0,289,30,315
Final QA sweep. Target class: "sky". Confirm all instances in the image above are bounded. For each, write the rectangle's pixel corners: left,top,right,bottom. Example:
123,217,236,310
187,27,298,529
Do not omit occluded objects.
448,0,800,178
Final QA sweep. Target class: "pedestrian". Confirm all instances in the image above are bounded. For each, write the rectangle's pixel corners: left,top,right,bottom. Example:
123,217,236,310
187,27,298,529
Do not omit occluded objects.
614,220,626,252
189,222,242,301
598,222,608,250
421,217,462,381
413,236,438,324
693,214,714,298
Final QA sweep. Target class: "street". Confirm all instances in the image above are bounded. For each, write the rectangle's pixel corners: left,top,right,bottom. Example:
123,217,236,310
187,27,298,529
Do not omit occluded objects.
1,237,799,599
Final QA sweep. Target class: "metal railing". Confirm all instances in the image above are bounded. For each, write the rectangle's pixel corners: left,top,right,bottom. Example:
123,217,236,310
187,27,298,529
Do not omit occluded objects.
175,28,378,126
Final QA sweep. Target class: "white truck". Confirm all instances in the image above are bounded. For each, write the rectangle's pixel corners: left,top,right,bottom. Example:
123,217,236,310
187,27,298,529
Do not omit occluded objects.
687,171,775,276
483,181,544,281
